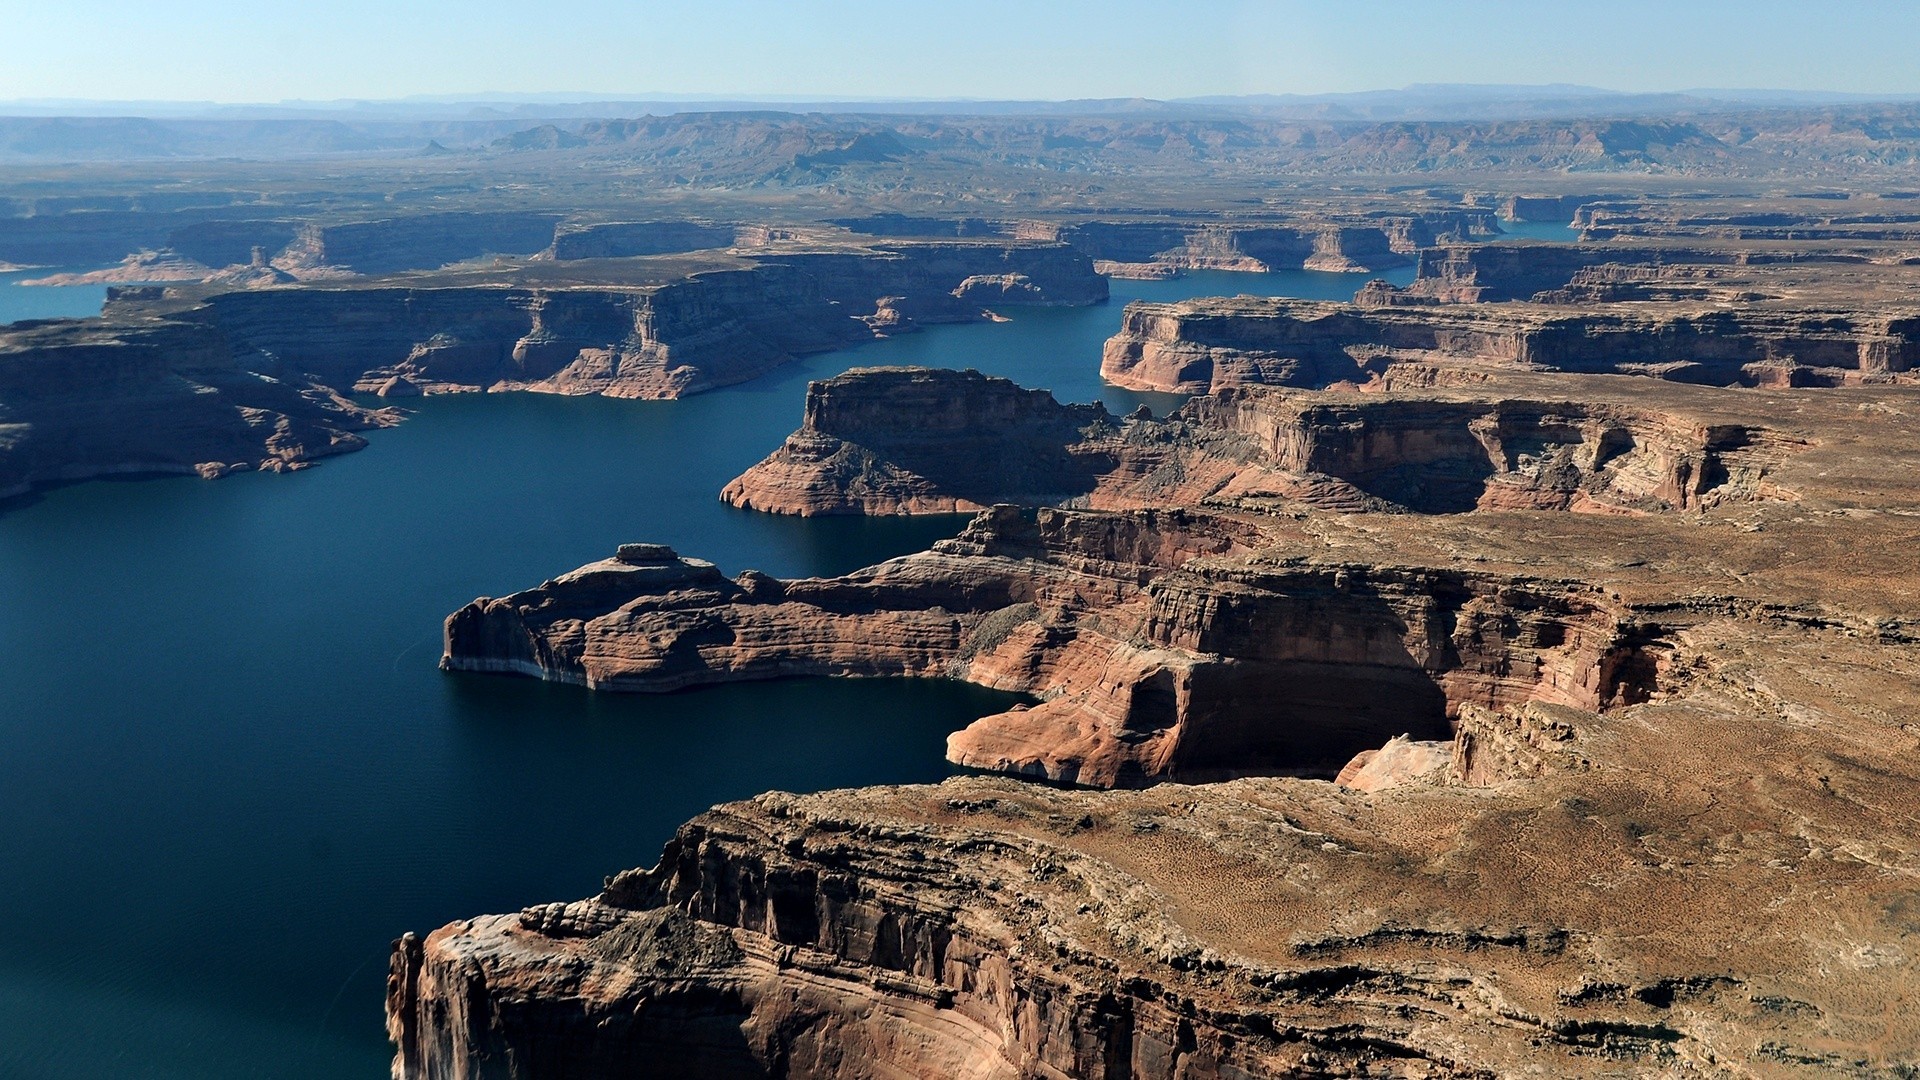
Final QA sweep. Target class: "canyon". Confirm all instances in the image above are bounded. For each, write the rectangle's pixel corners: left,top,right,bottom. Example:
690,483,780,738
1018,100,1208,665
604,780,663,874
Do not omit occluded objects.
410,353,1920,1073
13,94,1920,1079
413,258,1920,1070
0,238,1105,495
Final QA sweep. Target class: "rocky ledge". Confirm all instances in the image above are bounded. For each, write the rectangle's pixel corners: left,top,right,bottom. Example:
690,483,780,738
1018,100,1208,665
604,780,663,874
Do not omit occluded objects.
0,310,394,499
408,361,1920,1075
398,594,1920,1074
0,238,1102,500
723,366,1804,517
1102,294,1920,393
443,503,1667,786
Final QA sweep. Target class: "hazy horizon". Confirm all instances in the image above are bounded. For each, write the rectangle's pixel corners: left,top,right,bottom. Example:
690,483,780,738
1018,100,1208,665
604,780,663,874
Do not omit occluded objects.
6,83,1920,110
7,0,1920,105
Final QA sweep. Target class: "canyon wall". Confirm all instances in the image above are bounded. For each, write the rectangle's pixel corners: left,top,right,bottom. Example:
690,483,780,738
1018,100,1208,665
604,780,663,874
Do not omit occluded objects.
721,367,1118,515
191,240,1103,398
1101,295,1920,392
0,241,1102,498
0,310,393,498
442,505,1666,787
276,211,563,274
724,367,1800,518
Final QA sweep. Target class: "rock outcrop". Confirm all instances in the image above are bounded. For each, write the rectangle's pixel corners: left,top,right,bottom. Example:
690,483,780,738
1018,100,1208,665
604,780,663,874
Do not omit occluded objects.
1102,294,1920,392
274,212,563,274
721,368,1118,515
406,360,1920,1074
544,220,740,260
0,241,1103,496
723,367,1803,518
443,503,1670,787
196,241,1103,399
1013,214,1496,275
0,310,394,499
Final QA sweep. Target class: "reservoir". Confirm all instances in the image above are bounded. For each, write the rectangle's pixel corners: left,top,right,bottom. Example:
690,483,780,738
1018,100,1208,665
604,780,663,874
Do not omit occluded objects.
0,266,1411,1078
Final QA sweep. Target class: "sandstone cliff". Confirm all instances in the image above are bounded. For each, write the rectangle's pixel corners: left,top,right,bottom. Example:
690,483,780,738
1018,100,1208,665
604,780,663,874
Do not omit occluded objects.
0,309,394,499
0,241,1104,497
723,367,1803,518
194,240,1104,399
721,368,1119,515
544,220,739,260
403,262,1920,1076
1101,294,1920,392
406,364,1920,1073
443,504,1675,787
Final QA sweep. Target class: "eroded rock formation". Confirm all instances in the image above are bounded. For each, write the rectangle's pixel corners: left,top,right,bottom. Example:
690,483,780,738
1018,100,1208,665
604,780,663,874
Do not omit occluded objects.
1102,294,1920,392
0,240,1102,498
409,340,1920,1074
0,307,394,498
443,502,1670,787
724,366,1803,517
192,240,1104,398
1016,214,1497,275
721,368,1119,515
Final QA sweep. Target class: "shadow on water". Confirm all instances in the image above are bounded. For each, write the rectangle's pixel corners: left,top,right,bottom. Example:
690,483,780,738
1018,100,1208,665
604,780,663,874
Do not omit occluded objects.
0,265,1397,1078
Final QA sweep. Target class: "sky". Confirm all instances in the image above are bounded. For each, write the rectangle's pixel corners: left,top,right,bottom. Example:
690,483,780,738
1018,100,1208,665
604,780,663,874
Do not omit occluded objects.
4,0,1920,104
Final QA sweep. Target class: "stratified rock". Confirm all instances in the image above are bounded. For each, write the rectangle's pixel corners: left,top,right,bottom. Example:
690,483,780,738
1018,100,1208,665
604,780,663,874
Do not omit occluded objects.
721,368,1118,515
274,212,563,275
406,357,1920,1074
0,312,394,499
1332,735,1454,792
1101,294,1920,393
724,367,1804,518
443,505,1671,787
1018,213,1500,274
199,240,1103,399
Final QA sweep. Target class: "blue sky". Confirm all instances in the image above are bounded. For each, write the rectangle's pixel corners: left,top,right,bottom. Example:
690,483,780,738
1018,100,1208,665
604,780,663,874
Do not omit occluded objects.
6,0,1919,103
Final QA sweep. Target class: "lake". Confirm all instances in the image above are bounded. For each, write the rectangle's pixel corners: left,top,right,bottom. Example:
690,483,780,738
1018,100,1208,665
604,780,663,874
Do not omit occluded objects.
0,266,1411,1078
0,268,112,324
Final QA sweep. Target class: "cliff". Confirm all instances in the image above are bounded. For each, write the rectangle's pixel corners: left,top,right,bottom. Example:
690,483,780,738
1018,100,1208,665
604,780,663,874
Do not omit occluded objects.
398,596,1920,1073
1014,218,1489,275
1101,294,1920,392
724,367,1803,518
407,342,1920,1076
721,368,1118,515
193,240,1104,399
442,504,1673,787
0,311,395,499
0,241,1104,496
275,211,563,274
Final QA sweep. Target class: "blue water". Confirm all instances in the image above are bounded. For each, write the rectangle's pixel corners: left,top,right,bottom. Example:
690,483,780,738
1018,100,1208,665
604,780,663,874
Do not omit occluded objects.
1493,218,1584,242
0,266,1401,1079
0,268,111,325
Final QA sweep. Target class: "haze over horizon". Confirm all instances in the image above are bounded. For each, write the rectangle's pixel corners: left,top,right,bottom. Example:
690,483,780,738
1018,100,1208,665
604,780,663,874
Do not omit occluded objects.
6,0,1920,106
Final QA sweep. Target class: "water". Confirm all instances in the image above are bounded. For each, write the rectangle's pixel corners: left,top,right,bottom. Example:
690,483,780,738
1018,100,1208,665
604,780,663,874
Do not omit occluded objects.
0,266,1400,1079
0,268,111,325
1493,218,1584,242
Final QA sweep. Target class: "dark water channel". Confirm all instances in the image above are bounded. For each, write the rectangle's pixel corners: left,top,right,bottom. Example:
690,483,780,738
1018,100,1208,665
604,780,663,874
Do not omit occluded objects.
0,267,1409,1078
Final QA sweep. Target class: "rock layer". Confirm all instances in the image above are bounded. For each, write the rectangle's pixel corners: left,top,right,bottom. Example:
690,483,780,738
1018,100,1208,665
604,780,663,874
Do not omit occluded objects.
0,240,1102,497
723,366,1803,518
443,503,1668,787
0,310,393,499
721,367,1119,515
1101,294,1920,392
198,241,1103,399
